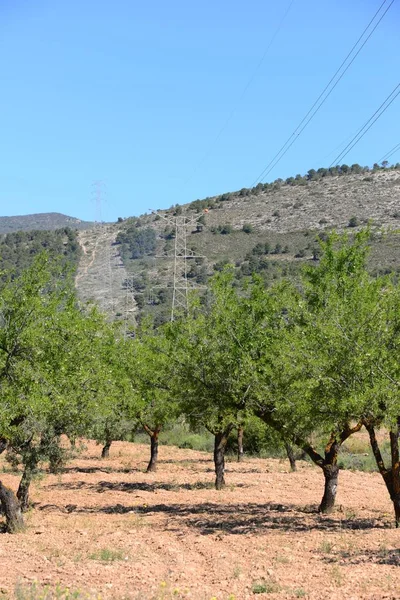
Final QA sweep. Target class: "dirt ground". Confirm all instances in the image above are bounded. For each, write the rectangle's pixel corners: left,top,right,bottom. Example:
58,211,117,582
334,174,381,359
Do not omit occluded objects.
1,441,400,600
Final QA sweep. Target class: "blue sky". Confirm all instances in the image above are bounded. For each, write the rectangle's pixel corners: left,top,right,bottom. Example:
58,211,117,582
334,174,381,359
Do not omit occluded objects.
0,0,399,222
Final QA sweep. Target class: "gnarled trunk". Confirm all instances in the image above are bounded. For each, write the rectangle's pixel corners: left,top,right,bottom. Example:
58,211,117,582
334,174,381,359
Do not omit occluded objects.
101,440,112,459
366,418,400,527
254,407,362,515
17,466,34,513
237,425,244,462
214,424,234,490
143,424,161,473
0,482,24,533
319,464,339,514
392,494,400,528
17,451,38,512
284,441,297,472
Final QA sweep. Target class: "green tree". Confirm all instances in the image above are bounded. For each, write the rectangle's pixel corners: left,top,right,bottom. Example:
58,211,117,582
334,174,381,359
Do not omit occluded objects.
168,271,278,489
0,254,117,531
357,282,400,525
253,230,384,513
126,322,179,472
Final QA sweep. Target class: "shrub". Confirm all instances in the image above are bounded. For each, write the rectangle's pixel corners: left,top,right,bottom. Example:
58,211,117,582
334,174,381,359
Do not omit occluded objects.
295,249,307,258
348,216,359,228
242,223,254,234
220,224,233,235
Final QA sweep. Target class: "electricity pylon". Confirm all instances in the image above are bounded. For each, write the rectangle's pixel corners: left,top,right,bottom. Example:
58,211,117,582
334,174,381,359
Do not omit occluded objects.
152,212,205,321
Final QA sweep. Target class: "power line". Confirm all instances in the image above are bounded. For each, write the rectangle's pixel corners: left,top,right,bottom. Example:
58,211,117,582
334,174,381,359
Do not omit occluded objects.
330,82,400,166
252,0,395,186
377,141,400,164
184,0,296,185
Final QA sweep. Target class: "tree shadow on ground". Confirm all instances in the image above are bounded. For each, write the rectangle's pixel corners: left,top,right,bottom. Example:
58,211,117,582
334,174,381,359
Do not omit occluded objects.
159,458,211,465
41,501,390,534
46,480,247,493
61,466,143,475
321,547,399,566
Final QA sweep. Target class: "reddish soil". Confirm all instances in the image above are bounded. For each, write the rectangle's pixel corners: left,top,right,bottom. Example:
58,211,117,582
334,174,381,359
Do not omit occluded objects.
1,441,400,600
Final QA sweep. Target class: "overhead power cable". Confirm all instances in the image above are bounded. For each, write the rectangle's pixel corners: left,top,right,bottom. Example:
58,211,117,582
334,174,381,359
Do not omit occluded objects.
252,0,395,186
329,82,400,166
377,141,400,164
184,0,296,185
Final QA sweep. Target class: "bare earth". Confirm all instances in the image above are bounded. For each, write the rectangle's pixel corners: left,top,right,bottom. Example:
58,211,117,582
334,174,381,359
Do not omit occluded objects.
1,441,400,600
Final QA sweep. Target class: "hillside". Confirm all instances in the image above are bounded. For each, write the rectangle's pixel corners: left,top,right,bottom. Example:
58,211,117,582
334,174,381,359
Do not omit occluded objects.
75,225,137,328
3,166,400,324
0,212,93,234
111,166,400,323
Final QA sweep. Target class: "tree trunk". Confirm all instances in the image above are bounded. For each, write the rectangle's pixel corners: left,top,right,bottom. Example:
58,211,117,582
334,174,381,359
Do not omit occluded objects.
390,421,400,528
147,433,159,472
254,408,362,515
0,482,24,533
16,449,38,513
101,440,112,459
365,418,400,528
144,425,161,473
17,465,34,513
392,494,400,528
214,424,234,490
0,438,7,455
237,425,244,462
284,441,297,472
318,464,339,514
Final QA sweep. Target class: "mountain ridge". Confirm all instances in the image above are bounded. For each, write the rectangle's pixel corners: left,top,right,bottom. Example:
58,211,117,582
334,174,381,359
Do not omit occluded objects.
0,212,94,234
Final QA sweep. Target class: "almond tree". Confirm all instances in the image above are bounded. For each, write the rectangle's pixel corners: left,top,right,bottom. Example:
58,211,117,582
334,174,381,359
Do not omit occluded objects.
0,254,118,531
356,280,400,526
126,323,180,473
167,271,279,489
253,230,387,513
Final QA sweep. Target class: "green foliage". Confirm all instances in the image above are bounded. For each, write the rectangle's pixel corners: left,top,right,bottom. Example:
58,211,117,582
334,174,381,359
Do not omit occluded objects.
226,416,285,457
157,420,214,452
0,227,81,277
242,223,254,234
166,271,282,435
0,252,124,501
124,321,180,432
116,226,156,259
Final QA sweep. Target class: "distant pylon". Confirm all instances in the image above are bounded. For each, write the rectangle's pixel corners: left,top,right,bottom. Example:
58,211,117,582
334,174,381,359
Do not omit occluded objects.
152,212,204,321
92,180,106,223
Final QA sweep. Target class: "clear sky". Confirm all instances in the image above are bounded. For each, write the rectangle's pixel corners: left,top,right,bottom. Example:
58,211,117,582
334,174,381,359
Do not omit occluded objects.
0,0,399,222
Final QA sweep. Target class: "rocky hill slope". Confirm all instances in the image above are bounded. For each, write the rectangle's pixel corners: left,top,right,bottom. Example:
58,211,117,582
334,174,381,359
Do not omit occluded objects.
5,166,400,324
75,225,136,328
110,166,400,323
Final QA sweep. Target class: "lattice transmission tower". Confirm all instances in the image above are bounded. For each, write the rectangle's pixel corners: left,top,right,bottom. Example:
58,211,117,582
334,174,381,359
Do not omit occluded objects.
153,213,205,321
91,180,106,223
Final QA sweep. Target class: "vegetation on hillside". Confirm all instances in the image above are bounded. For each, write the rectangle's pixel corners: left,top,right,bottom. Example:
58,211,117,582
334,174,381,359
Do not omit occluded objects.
185,161,400,212
113,162,400,325
0,227,81,277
